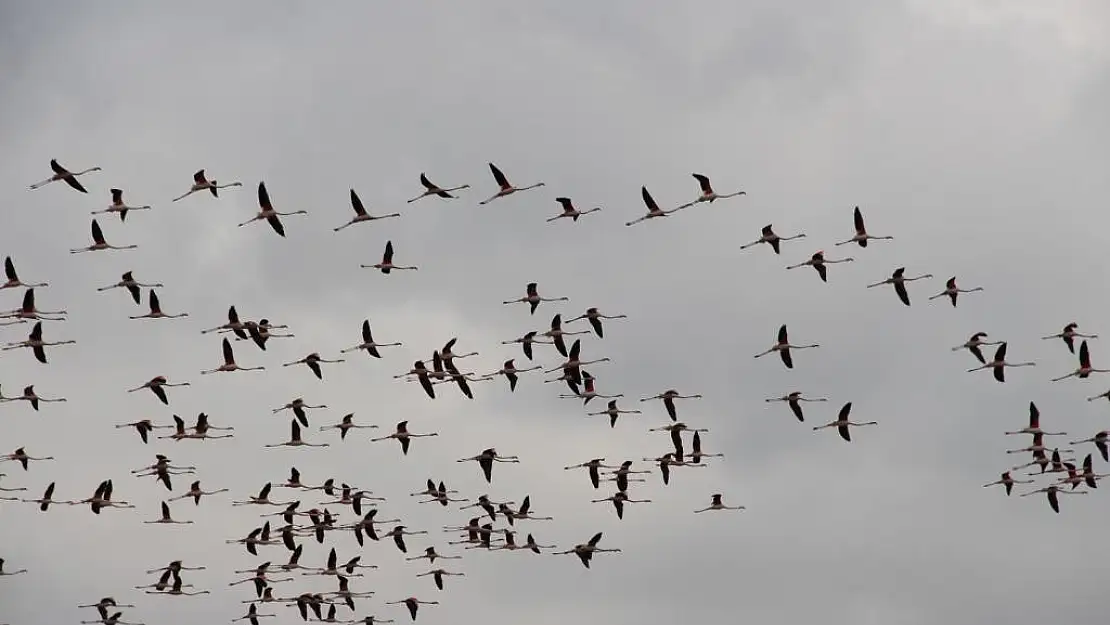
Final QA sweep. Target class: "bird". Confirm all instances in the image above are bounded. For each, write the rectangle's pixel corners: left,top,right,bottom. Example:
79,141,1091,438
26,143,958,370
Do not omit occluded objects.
239,181,308,237
483,359,541,392
200,337,265,374
951,332,1002,364
167,480,229,505
1,321,76,363
144,501,193,525
694,493,746,512
1069,431,1109,462
478,162,545,205
639,390,702,422
96,271,163,305
500,331,553,360
1004,402,1066,436
126,376,190,405
765,391,828,422
232,603,276,624
1051,340,1110,382
92,188,152,221
866,267,934,306
560,371,621,405
1019,484,1086,513
407,173,470,203
232,483,295,507
319,413,378,441
590,490,652,520
383,597,438,622
503,282,569,315
738,224,806,254
786,250,853,282
80,612,143,625
0,288,67,323
19,481,64,511
563,459,619,489
812,402,877,442
565,307,627,339
982,472,1034,496
28,159,101,193
361,240,419,273
541,313,590,357
171,169,242,201
547,197,602,222
340,319,403,358
370,421,438,455
587,400,642,428
0,385,68,411
967,342,1036,382
928,276,984,307
335,189,401,231
69,219,138,253
393,361,437,399
554,532,621,568
415,568,465,591
129,289,189,320
457,448,520,483
0,256,48,290
678,173,746,208
77,598,136,623
200,305,250,337
283,352,345,380
625,186,688,226
835,206,894,247
265,420,330,449
1042,322,1098,354
754,324,820,369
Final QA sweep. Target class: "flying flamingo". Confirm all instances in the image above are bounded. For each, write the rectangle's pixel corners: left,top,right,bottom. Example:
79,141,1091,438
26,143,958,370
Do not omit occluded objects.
1051,340,1110,381
834,206,894,247
1070,431,1109,462
754,324,820,369
92,188,151,222
738,224,806,255
548,197,601,222
928,276,983,307
982,471,1033,496
1004,402,1066,436
952,332,1002,364
200,338,265,375
335,189,401,231
384,597,438,622
0,385,67,411
483,359,541,392
689,431,724,464
625,185,687,226
200,305,250,337
265,420,330,449
407,173,470,203
565,307,627,339
812,402,877,442
232,603,276,624
786,250,853,282
503,282,568,315
500,331,553,360
29,159,101,193
126,376,189,405
693,493,746,512
640,389,702,422
416,568,465,591
458,448,520,483
478,162,545,205
542,313,589,357
232,483,295,507
1042,322,1097,354
1,257,48,290
171,169,242,201
393,361,437,399
19,481,64,511
0,288,66,323
678,173,746,209
70,219,137,253
1020,483,1086,513
283,352,345,380
97,271,162,305
129,290,188,320
273,397,326,428
866,267,933,306
320,414,378,440
1,321,76,363
587,400,642,428
1,447,55,471
967,342,1036,382
168,480,229,505
371,421,438,455
361,240,418,274
554,532,621,568
765,391,828,422
144,501,193,525
239,181,307,237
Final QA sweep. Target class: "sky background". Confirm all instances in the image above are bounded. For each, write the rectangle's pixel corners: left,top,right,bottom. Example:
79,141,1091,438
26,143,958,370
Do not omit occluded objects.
2,1,1110,624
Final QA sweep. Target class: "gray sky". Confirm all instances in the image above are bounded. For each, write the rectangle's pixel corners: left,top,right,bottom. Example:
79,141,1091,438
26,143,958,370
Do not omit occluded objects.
2,1,1110,623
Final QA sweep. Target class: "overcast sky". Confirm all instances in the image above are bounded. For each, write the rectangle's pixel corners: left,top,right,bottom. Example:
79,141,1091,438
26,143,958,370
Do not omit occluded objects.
2,1,1110,624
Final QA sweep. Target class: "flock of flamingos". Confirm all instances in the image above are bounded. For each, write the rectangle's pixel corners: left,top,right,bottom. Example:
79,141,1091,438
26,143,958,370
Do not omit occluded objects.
1,159,1108,624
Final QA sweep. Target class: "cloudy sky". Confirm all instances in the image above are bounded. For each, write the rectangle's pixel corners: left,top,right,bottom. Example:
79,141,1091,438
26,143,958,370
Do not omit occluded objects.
2,1,1110,623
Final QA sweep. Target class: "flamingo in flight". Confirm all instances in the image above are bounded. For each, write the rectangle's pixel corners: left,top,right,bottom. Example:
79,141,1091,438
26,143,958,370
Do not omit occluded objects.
1,257,48,291
1003,402,1066,436
503,282,568,315
754,324,819,369
678,173,745,208
384,597,438,622
739,224,806,255
500,331,553,361
335,189,401,231
1,321,75,363
92,188,151,222
200,337,265,375
408,173,470,203
554,532,621,569
265,420,330,449
361,240,418,274
1051,340,1110,381
129,290,188,320
478,162,545,205
834,206,894,247
97,271,163,305
765,391,828,422
967,342,1036,382
1042,322,1098,354
1070,431,1109,462
70,219,137,253
812,402,877,441
171,169,242,201
239,181,307,237
1020,483,1086,513
982,471,1033,496
952,332,1002,364
626,186,687,226
371,421,438,455
639,389,702,422
566,307,626,339
928,276,983,307
694,493,746,512
786,250,853,282
866,267,933,306
127,376,190,405
548,197,601,222
29,159,101,193
0,288,66,324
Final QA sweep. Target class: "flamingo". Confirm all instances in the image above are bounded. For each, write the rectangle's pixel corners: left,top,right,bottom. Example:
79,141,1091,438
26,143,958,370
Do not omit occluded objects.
739,224,806,255
405,546,463,565
385,526,429,554
694,493,746,512
69,479,134,513
1020,484,1086,513
587,400,642,429
171,169,242,201
77,598,136,623
560,370,620,405
407,173,470,203
928,276,983,307
1006,433,1051,456
834,206,894,247
242,319,294,350
320,414,378,440
69,219,137,253
0,288,67,323
273,397,326,428
478,162,545,205
340,319,403,358
754,324,820,369
168,480,229,505
129,290,188,320
639,389,702,422
678,173,745,209
812,402,877,442
625,185,687,226
1,321,75,363
689,431,724,464
19,481,64,511
97,271,163,305
0,385,67,411
148,574,210,597
232,603,276,624
554,531,621,568
29,159,101,193
548,197,601,222
544,339,610,377
458,448,520,483
1069,431,1109,462
565,307,627,339
983,471,1034,496
1042,322,1097,354
384,597,438,622
439,337,479,364
1051,340,1110,381
866,267,933,306
80,613,143,625
239,181,307,237
416,568,465,591
0,257,48,290
1004,402,1066,436
952,332,1002,364
786,250,853,282
483,359,541,392
144,501,193,525
0,558,28,576
503,282,569,315
500,331,553,360
92,188,151,221
393,361,437,399
200,305,249,337
265,421,330,449
361,240,418,273
283,352,345,380
967,342,1036,382
200,337,265,374
542,313,589,357
371,421,438,455
765,391,828,422
334,188,401,231
126,376,189,405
